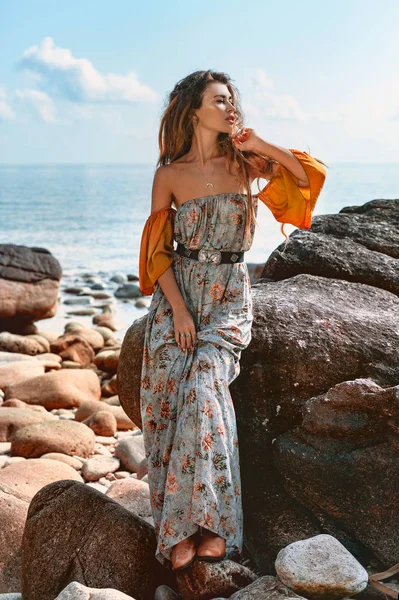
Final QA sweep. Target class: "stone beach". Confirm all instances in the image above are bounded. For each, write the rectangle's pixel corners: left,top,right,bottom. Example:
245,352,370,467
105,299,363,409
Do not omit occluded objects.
0,198,398,598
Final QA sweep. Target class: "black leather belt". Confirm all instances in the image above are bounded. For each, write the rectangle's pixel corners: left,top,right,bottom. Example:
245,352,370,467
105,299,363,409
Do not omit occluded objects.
176,242,244,264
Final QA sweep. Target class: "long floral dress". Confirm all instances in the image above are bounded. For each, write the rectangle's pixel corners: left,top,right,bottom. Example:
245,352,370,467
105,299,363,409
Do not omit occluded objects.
140,192,257,568
138,149,327,568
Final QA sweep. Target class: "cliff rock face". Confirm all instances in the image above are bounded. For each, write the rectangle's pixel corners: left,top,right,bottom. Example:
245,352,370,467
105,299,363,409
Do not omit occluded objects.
0,244,62,333
118,198,399,574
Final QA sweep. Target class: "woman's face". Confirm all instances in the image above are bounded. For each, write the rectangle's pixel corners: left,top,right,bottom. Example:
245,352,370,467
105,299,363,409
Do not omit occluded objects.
194,82,236,134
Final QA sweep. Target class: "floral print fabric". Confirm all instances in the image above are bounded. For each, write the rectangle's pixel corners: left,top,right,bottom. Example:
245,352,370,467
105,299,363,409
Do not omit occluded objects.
140,192,258,568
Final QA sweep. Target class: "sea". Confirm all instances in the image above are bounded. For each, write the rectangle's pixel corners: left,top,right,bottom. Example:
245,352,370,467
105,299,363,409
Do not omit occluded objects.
1,162,398,340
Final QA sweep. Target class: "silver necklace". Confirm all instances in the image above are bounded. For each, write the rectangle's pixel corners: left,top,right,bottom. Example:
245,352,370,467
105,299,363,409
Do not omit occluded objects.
195,160,216,190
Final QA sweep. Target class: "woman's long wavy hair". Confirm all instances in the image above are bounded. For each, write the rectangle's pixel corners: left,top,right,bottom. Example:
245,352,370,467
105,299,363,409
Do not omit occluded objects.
157,69,328,246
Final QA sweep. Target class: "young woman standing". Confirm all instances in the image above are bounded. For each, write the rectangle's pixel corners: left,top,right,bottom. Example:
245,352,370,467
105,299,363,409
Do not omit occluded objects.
139,69,327,571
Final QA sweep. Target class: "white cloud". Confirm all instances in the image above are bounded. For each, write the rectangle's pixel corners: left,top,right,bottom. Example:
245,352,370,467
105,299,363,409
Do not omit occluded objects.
251,68,274,90
0,88,16,120
17,36,159,104
15,89,57,123
248,68,342,122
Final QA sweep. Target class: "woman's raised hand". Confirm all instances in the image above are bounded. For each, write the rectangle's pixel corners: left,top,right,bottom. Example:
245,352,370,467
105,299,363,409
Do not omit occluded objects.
173,307,197,352
231,126,258,152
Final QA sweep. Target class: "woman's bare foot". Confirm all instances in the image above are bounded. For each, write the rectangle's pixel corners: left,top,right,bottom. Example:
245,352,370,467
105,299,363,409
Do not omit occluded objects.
171,534,197,570
197,527,226,560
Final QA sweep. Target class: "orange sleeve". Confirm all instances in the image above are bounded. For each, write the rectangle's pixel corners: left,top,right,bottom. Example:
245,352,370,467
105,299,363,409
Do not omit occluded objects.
256,148,327,244
139,206,176,296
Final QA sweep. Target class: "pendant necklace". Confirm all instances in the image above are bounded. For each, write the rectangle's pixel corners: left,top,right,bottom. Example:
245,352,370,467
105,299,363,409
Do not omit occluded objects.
195,160,216,190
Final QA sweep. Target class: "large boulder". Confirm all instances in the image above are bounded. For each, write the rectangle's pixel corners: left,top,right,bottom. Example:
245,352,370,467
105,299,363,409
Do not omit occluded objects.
120,272,399,573
0,458,83,500
0,482,31,593
20,480,176,600
118,197,399,576
118,200,399,574
10,420,96,458
0,359,45,390
0,244,62,333
0,406,56,442
118,316,146,429
261,198,399,295
235,273,399,571
273,379,399,567
5,368,101,409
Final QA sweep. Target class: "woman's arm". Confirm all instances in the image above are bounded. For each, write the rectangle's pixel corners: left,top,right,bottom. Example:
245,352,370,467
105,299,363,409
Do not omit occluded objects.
146,166,197,350
251,136,310,187
149,166,187,312
157,268,187,312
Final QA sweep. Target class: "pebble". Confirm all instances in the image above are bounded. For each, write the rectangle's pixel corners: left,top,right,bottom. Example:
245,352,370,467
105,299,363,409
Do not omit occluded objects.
95,435,117,445
154,585,179,600
98,477,113,488
114,471,131,479
110,272,128,284
58,413,76,420
63,297,94,305
275,534,369,600
114,435,145,473
81,455,120,482
114,283,141,299
115,430,139,439
54,581,134,599
66,308,98,316
94,444,113,457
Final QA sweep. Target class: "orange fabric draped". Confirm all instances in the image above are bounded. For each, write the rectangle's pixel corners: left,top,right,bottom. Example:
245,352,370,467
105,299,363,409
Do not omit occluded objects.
139,206,176,296
256,148,327,245
138,149,326,295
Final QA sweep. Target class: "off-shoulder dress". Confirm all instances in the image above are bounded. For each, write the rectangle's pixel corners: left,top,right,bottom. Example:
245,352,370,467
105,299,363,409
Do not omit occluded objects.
138,149,326,567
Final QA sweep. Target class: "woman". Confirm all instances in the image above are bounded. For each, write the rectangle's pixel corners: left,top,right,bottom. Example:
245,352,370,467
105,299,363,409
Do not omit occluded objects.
139,70,327,571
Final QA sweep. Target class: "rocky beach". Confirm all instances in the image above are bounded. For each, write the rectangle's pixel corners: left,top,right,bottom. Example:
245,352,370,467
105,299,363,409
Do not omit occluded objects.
0,198,398,599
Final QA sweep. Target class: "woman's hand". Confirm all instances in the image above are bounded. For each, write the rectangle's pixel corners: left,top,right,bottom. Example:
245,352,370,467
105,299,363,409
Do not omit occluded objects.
231,127,259,152
173,307,197,352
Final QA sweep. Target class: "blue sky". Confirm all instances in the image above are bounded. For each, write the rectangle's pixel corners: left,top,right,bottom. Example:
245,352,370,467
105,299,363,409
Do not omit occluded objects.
1,0,398,164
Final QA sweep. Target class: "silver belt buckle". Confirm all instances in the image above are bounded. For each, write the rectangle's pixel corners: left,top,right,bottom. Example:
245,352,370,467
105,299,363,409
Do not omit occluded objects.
198,248,222,264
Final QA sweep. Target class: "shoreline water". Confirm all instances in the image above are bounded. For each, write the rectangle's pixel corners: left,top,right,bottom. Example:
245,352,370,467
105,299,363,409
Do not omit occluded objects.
38,266,150,341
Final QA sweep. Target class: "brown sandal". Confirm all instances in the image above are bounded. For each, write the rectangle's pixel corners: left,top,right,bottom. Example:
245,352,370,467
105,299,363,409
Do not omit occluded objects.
369,562,399,599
